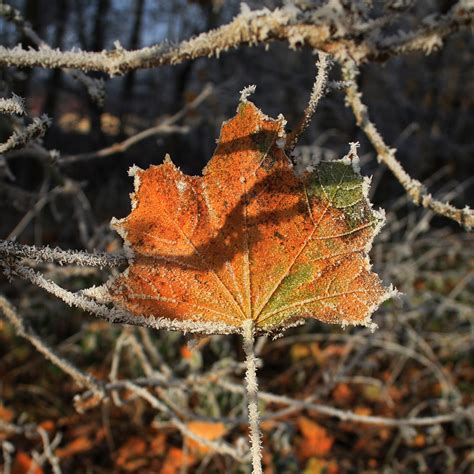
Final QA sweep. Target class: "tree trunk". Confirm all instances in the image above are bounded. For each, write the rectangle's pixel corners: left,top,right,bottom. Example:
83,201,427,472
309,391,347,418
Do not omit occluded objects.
119,0,146,135
44,0,68,117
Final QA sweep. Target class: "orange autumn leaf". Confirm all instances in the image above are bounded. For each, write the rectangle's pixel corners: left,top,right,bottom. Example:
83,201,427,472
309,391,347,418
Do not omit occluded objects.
107,98,392,334
332,383,352,404
56,436,94,458
115,436,148,472
180,344,193,359
161,447,196,474
297,416,334,459
38,420,55,432
0,404,14,423
185,421,227,455
12,452,43,474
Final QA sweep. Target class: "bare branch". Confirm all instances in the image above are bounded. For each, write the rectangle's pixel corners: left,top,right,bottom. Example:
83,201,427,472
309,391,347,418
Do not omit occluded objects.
0,115,50,154
0,295,105,395
0,94,25,115
0,4,470,75
219,380,474,428
341,58,474,230
0,1,105,105
59,84,213,165
3,84,213,166
286,52,330,152
0,239,127,268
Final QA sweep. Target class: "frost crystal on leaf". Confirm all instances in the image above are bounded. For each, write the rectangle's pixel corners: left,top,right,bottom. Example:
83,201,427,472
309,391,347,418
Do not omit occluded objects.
239,84,256,103
106,98,392,335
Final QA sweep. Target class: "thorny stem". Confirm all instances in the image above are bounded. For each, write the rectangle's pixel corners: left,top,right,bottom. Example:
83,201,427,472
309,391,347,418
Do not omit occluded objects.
242,320,263,474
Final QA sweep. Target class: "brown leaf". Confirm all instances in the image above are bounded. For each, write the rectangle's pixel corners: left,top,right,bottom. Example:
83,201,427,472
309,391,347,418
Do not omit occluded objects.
108,99,391,335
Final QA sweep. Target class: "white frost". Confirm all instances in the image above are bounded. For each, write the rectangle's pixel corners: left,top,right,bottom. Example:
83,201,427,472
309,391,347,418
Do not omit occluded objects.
239,84,256,103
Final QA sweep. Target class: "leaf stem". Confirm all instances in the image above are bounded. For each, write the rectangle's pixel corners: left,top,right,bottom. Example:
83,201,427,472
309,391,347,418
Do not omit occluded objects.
242,319,263,474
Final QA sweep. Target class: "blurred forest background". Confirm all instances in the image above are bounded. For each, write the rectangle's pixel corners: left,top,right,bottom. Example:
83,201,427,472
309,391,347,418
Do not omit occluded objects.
0,0,473,473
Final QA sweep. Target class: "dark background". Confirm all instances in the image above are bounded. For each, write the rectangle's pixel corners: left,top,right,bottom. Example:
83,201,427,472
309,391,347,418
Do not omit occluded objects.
0,2,473,473
0,0,472,245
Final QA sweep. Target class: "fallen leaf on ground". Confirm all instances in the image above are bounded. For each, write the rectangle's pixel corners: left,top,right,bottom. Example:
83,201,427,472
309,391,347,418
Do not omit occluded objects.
333,383,352,403
56,436,94,458
297,416,334,459
0,404,14,422
160,447,196,474
185,421,227,455
115,436,148,472
303,456,339,474
12,452,43,474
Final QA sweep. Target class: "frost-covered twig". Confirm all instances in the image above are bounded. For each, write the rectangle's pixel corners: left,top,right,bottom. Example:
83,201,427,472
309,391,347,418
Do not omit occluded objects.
1,440,14,474
4,261,236,335
242,320,263,474
59,83,213,165
0,115,50,154
60,125,188,164
0,3,45,46
0,94,25,115
0,420,35,436
219,379,474,428
379,1,474,56
0,83,213,167
286,52,330,152
342,58,474,230
0,295,105,396
0,292,244,460
0,1,105,105
0,239,127,267
0,4,471,75
3,263,126,322
37,428,62,474
121,380,245,461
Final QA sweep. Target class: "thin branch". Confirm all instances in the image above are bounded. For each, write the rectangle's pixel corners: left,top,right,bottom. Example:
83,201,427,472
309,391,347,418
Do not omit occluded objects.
4,84,213,166
0,115,50,154
242,320,263,474
0,294,242,461
0,2,104,105
0,239,127,268
0,94,25,115
286,52,330,152
0,3,46,46
219,379,474,428
2,440,14,474
59,125,188,165
4,261,236,335
121,380,245,461
0,295,105,396
0,4,470,74
7,185,66,241
37,428,62,474
341,58,474,230
58,84,213,165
